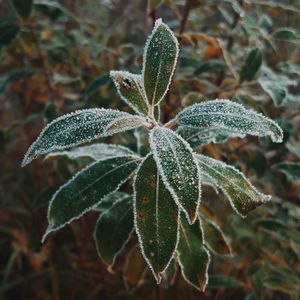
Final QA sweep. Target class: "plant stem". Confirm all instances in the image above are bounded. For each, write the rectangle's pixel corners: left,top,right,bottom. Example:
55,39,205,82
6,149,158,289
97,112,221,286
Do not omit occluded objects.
216,0,243,89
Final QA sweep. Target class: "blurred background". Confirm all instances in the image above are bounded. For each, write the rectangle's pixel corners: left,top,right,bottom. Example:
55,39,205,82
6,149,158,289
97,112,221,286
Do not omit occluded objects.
0,0,300,299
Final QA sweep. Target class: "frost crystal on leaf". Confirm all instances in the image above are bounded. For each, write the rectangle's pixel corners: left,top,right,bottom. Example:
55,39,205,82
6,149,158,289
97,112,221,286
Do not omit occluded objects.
142,18,179,106
149,126,201,224
176,99,283,144
177,125,246,148
22,108,145,166
196,154,271,217
42,156,141,242
110,71,149,115
134,154,179,283
45,143,137,162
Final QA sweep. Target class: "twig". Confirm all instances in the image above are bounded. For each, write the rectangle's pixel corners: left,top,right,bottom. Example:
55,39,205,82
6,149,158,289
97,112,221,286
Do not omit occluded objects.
149,9,156,26
216,0,243,89
177,0,195,48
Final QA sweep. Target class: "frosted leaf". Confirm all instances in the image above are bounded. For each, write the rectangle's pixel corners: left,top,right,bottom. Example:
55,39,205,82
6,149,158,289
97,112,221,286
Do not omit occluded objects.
94,194,134,268
22,108,145,166
94,191,129,212
134,127,150,157
45,143,137,162
134,154,179,283
196,154,271,217
142,19,179,106
149,126,201,224
177,125,246,148
202,173,219,194
273,161,300,183
176,99,283,143
258,66,297,106
177,213,210,292
200,216,232,256
42,156,141,242
110,71,149,115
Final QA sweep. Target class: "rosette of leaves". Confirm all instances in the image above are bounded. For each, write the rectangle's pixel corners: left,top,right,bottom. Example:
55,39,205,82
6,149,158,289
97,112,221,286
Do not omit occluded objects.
22,19,283,292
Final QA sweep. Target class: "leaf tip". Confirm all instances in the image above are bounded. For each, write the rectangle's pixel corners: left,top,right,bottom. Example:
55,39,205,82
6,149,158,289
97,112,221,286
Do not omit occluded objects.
154,18,163,27
155,272,162,284
187,210,198,225
41,226,53,244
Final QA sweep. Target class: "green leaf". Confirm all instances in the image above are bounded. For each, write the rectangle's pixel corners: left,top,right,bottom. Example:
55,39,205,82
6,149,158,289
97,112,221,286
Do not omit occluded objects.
176,99,283,143
94,192,129,212
273,161,300,183
255,219,300,243
207,275,241,288
22,109,145,166
110,71,149,116
177,126,242,148
272,28,297,41
279,61,300,77
134,127,150,157
149,127,201,224
240,48,263,82
134,155,179,282
196,154,271,217
194,60,227,75
0,23,19,50
45,143,136,162
94,194,134,268
84,75,110,99
11,0,33,18
258,66,296,106
177,215,210,292
200,217,232,256
34,0,77,21
42,156,140,241
143,19,179,106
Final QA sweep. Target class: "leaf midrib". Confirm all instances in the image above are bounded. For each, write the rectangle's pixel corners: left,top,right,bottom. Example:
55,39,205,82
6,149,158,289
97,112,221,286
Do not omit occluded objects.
43,114,134,144
179,111,266,127
66,158,138,201
198,157,260,202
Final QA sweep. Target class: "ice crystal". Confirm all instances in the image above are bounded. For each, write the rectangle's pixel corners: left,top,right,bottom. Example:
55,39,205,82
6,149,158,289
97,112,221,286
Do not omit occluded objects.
176,99,283,143
45,143,137,162
149,127,201,224
22,108,145,166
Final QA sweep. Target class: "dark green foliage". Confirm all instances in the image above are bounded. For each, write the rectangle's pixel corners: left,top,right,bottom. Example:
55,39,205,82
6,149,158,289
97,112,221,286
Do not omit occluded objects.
1,0,299,299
